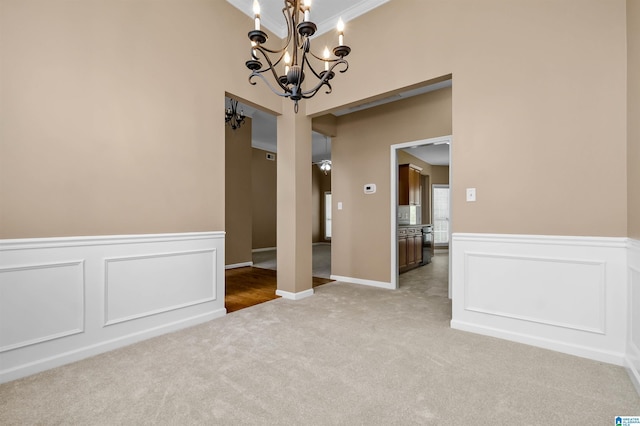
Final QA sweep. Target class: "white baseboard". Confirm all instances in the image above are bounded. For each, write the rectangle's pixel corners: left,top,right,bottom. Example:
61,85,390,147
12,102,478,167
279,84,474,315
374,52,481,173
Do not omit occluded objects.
330,275,394,290
225,261,253,270
275,288,314,300
451,233,628,367
451,319,624,365
627,238,640,395
626,340,640,395
0,232,226,384
0,308,226,384
252,247,276,253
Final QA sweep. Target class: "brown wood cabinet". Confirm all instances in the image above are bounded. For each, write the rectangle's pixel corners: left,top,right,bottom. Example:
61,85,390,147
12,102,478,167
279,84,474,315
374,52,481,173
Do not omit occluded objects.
398,164,422,205
398,226,423,273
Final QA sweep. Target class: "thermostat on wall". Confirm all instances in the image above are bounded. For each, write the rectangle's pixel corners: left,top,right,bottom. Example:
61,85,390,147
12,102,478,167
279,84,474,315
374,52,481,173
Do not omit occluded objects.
364,184,376,194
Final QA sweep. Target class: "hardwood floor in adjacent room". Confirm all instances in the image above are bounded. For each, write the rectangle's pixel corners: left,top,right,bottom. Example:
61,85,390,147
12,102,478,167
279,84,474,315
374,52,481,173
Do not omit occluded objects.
225,267,334,313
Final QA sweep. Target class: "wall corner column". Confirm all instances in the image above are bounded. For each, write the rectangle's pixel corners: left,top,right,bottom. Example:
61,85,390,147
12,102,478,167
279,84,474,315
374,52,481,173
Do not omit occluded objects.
276,101,313,298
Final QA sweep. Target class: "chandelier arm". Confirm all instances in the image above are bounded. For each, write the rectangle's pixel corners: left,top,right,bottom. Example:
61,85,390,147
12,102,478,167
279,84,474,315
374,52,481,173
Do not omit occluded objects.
246,0,351,112
249,72,292,99
298,58,348,97
300,54,323,82
332,59,349,74
249,48,292,93
282,3,294,50
300,80,332,99
254,42,290,56
307,51,348,73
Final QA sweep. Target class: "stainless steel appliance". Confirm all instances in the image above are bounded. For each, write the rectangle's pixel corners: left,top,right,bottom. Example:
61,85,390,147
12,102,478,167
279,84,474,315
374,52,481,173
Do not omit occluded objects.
420,225,433,265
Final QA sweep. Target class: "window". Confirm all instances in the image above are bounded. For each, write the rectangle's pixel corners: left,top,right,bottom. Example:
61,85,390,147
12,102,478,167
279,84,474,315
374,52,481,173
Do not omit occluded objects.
324,192,332,239
432,184,449,246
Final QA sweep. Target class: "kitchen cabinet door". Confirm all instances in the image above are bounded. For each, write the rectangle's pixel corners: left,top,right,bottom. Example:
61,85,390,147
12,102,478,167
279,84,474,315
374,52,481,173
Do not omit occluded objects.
398,236,407,269
398,164,422,205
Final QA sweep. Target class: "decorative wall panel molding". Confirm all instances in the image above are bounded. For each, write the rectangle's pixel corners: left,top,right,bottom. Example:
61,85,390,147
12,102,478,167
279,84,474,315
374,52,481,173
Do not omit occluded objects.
0,261,85,352
0,232,226,384
464,252,605,334
451,233,628,366
104,249,217,325
627,239,640,394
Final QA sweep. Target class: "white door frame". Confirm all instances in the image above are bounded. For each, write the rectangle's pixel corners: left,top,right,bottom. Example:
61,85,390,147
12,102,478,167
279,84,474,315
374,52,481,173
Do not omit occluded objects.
389,135,452,296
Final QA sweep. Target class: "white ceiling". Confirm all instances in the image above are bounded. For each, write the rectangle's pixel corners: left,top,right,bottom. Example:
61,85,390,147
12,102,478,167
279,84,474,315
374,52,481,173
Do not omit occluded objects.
225,0,450,166
401,144,450,167
226,0,390,38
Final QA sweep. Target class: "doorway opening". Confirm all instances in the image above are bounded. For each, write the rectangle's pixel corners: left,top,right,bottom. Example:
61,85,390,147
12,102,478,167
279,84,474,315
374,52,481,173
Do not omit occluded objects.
390,135,452,296
224,94,281,312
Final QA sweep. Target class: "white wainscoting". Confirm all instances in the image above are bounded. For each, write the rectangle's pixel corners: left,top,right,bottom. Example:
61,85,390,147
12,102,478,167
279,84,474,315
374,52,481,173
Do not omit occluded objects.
627,239,640,393
451,233,628,365
0,232,226,383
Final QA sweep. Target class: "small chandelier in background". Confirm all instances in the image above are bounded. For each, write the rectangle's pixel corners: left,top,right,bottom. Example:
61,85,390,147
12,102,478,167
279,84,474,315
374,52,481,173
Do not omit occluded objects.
225,98,246,130
316,136,331,174
246,0,351,113
318,159,331,175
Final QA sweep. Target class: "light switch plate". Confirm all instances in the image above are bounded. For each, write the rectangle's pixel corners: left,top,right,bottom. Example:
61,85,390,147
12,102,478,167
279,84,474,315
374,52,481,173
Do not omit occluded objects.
338,202,343,210
466,188,476,202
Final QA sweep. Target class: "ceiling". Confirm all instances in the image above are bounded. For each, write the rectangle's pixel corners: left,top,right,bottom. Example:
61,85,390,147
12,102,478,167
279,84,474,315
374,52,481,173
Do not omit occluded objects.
226,0,390,38
225,0,450,166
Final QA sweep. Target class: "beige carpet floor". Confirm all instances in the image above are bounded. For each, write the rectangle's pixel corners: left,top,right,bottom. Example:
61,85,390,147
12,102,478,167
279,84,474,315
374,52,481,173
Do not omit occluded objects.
1,254,639,424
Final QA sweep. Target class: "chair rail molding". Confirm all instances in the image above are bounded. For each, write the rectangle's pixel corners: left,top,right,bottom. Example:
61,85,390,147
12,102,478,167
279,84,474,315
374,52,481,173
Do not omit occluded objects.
0,232,226,384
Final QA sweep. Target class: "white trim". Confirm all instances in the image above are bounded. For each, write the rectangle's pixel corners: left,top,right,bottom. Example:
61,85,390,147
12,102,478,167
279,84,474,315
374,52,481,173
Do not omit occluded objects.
225,261,254,269
0,231,224,251
0,260,86,353
252,247,276,253
225,0,390,38
0,232,226,384
390,135,452,291
0,309,225,384
330,275,394,290
451,233,628,367
275,288,314,300
626,339,640,395
451,319,625,366
627,239,640,395
454,232,627,248
313,0,391,37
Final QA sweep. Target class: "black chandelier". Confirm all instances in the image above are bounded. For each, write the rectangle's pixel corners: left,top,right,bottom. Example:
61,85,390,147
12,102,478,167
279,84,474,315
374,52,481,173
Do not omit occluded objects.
225,98,246,130
245,0,351,113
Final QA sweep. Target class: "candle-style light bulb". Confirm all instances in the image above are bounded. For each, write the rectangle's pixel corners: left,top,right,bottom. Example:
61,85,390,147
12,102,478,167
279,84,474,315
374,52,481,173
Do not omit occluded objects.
323,46,330,71
304,0,312,22
284,51,291,75
253,0,261,31
337,18,345,46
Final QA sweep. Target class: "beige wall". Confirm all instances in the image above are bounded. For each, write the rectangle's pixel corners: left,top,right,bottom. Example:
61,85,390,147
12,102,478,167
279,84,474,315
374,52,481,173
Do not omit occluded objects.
251,149,330,248
0,0,633,278
312,166,331,243
0,0,280,239
251,148,277,249
332,88,452,282
629,0,640,239
309,0,628,240
225,119,252,266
